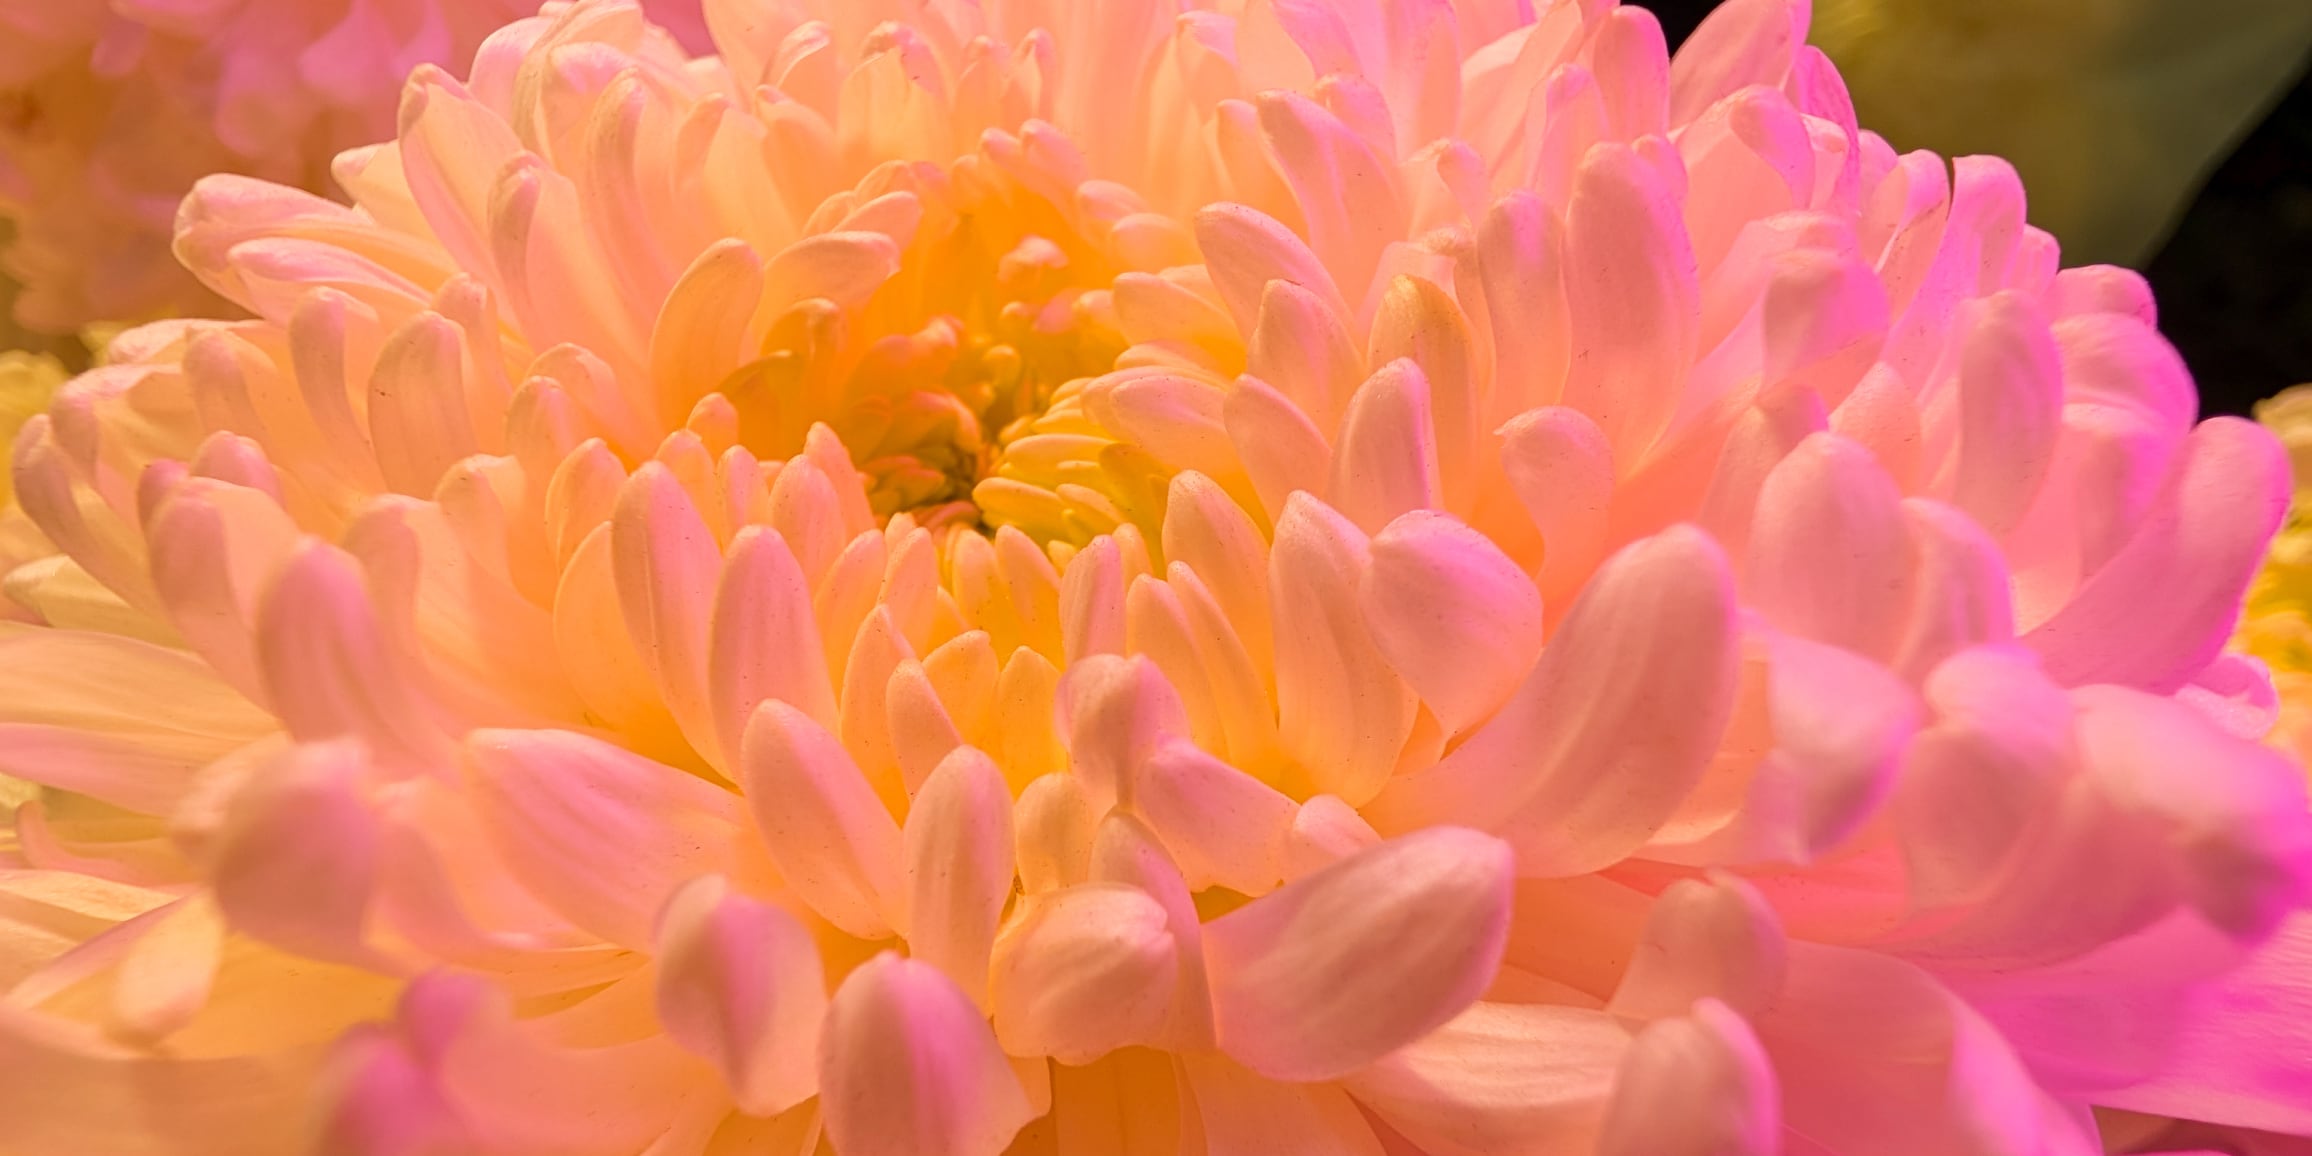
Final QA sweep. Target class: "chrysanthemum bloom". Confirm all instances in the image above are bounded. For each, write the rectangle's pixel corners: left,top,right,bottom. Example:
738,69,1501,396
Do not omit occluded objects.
0,0,708,333
3,0,2309,1152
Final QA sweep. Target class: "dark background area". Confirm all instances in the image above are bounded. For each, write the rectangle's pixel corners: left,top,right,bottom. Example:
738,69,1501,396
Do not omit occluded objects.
1650,0,2312,420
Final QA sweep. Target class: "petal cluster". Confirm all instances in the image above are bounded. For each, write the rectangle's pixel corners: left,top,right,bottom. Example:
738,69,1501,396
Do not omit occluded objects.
0,0,707,331
0,0,2307,1153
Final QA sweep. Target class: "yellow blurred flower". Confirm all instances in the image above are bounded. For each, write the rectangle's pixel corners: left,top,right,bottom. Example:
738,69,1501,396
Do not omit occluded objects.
1816,0,2312,265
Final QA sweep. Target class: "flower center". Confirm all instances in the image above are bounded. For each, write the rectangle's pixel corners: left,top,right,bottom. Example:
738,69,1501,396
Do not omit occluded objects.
715,191,1128,540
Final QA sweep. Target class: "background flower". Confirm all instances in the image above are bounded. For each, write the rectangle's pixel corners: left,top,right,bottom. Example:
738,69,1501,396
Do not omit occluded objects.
0,0,2307,1153
0,0,708,337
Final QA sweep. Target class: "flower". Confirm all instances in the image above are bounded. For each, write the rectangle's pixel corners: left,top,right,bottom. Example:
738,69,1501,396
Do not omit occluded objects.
3,0,2310,1152
0,0,708,333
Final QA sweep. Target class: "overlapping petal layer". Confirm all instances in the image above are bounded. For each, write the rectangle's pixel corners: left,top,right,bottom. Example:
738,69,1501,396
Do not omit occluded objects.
0,0,2307,1153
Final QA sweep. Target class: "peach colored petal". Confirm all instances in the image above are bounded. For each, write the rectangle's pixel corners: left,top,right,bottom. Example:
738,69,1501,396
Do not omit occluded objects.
819,953,1034,1156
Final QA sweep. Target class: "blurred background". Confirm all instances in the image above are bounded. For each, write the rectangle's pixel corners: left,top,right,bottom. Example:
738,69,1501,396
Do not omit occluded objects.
1657,0,2312,420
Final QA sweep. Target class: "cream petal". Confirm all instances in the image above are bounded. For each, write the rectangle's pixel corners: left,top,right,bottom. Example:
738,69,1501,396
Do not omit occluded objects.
611,461,724,768
1159,471,1273,679
989,882,1179,1065
1342,1001,1630,1156
1369,275,1484,508
1269,493,1416,807
0,627,274,815
463,728,747,952
1176,1052,1385,1156
1205,827,1513,1082
1596,1000,1780,1156
737,701,904,940
1368,526,1738,876
653,875,826,1118
1057,653,1189,812
1016,772,1099,896
1362,509,1544,736
819,954,1034,1156
902,747,1016,1004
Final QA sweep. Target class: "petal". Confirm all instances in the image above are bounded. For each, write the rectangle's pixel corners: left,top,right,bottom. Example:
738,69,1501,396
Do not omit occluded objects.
1137,740,1297,896
1247,279,1365,435
819,954,1034,1156
1329,359,1442,535
1270,493,1417,806
1362,509,1545,735
653,875,826,1117
1058,654,1190,812
1368,526,1739,876
737,701,904,940
1666,0,1806,126
1369,276,1483,508
1746,432,1913,659
1607,874,1788,1021
1177,1053,1386,1156
1940,292,2063,536
1016,772,1097,895
1475,193,1570,421
902,747,1017,1004
1596,1000,1779,1156
611,461,723,767
2024,417,2289,693
0,628,274,814
1204,827,1513,1082
1195,202,1349,336
1497,404,1614,606
1342,1002,1630,1156
463,729,748,951
1559,142,1700,461
1224,374,1334,523
989,883,1179,1065
1891,498,2016,681
212,738,383,967
2097,913,2312,1135
707,527,837,764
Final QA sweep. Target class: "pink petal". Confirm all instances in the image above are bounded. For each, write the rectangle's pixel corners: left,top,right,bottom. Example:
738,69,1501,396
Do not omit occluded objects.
1745,432,1912,660
1609,874,1788,1022
1361,509,1545,736
707,526,836,765
1938,291,2063,537
736,701,904,939
1330,358,1442,534
1369,275,1483,508
1666,0,1806,126
2024,417,2289,693
1560,142,1700,462
1204,827,1513,1082
1368,526,1738,877
1058,654,1190,812
1474,193,1570,422
1138,739,1297,895
212,738,383,967
819,953,1034,1156
1891,499,2017,681
611,461,724,767
1248,279,1366,435
1196,202,1350,336
652,875,826,1117
2097,913,2312,1135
